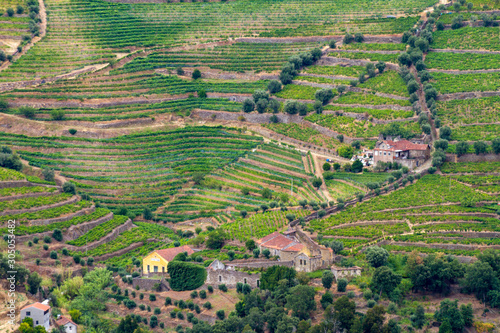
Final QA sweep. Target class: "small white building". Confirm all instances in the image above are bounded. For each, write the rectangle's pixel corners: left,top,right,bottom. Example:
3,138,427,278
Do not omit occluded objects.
20,302,51,331
55,315,78,333
331,265,362,280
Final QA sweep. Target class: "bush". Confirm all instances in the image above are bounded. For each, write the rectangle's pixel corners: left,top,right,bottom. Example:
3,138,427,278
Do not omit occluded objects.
218,284,228,292
62,182,76,194
199,290,207,299
207,285,213,293
50,251,58,259
7,8,14,16
190,291,198,299
68,129,77,135
42,168,55,181
192,69,201,79
203,301,212,309
337,278,348,292
367,300,377,308
19,107,36,119
50,110,65,120
268,80,282,94
52,229,63,242
216,310,225,320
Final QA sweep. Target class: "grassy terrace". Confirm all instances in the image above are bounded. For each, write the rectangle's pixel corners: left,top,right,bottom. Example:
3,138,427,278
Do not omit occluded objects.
2,74,268,100
0,0,435,81
2,98,244,122
114,42,324,73
431,27,500,51
436,96,500,141
308,174,498,254
160,143,324,222
304,114,419,138
425,52,500,70
0,127,262,215
432,72,500,94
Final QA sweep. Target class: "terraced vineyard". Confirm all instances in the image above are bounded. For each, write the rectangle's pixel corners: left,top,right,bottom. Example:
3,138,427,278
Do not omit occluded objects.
0,127,263,216
309,174,499,256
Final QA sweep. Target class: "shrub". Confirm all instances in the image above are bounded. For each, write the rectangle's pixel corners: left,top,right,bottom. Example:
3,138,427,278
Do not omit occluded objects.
19,107,36,119
367,300,377,308
203,302,212,309
43,235,51,243
7,8,14,16
192,69,201,79
50,110,65,120
167,261,207,291
50,251,58,259
68,129,77,135
149,294,156,302
190,291,198,299
73,254,80,264
63,182,76,194
216,310,225,320
207,285,213,293
199,290,206,299
267,80,282,94
218,284,227,292
165,297,171,305
42,168,55,181
177,312,184,320
337,278,348,292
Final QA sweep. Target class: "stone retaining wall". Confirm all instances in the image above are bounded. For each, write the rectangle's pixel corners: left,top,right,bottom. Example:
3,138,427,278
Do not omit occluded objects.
445,153,500,163
437,91,500,101
317,57,399,69
132,277,169,291
0,180,31,189
236,36,401,44
225,260,293,268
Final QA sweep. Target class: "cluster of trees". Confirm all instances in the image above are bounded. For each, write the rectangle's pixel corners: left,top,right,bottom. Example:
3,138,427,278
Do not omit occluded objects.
243,89,280,114
279,48,322,85
343,32,364,44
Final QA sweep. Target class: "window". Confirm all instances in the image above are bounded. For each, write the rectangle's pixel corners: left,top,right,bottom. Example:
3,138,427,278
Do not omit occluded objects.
162,267,165,273
388,153,391,156
384,152,386,155
154,266,158,273
147,265,150,272
26,311,31,316
219,276,222,282
36,321,39,325
257,280,260,287
299,259,302,265
303,260,306,265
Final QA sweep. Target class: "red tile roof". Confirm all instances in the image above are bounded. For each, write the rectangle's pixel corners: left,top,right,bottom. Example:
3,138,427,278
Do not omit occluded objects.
155,245,194,262
56,316,76,327
21,302,50,312
282,243,304,252
258,232,304,251
256,231,281,245
375,140,429,151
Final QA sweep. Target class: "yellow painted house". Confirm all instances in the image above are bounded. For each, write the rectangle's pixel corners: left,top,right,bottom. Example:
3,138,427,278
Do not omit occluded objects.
142,245,194,274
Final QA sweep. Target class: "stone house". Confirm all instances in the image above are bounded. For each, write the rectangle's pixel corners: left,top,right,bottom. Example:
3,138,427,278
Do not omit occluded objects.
205,259,261,288
55,315,78,333
257,229,334,273
373,139,430,169
331,265,362,281
142,245,194,275
20,302,51,331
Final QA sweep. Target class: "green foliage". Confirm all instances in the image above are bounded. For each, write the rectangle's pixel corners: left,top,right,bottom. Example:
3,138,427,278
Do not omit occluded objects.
260,265,296,291
167,261,207,291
